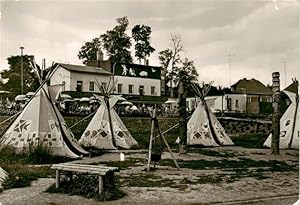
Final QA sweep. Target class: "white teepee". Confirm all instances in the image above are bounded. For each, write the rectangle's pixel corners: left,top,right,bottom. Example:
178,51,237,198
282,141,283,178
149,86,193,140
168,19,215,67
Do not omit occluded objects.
0,167,7,189
187,83,234,146
264,90,299,149
0,83,88,158
79,95,138,149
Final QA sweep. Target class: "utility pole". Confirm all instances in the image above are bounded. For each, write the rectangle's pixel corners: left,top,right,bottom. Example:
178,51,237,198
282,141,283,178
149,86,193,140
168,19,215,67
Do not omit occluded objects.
282,61,287,88
226,53,235,87
271,72,280,155
20,46,24,95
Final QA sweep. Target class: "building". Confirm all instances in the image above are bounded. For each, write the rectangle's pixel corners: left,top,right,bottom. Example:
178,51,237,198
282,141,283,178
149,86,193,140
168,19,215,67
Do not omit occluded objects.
49,63,112,93
231,78,272,114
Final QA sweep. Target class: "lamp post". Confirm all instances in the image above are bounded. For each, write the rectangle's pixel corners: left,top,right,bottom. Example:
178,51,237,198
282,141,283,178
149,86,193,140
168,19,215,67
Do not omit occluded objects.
20,46,24,95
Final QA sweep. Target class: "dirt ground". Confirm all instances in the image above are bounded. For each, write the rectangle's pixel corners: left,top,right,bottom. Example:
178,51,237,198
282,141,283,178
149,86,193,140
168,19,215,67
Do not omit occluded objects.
0,146,299,205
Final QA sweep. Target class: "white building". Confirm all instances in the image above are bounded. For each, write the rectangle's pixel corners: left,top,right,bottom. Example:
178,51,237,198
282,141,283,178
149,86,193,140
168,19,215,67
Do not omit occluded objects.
49,63,112,92
111,63,162,96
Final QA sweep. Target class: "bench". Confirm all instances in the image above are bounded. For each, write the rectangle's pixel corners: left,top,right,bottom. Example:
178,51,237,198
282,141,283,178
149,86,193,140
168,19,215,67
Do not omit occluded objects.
51,163,119,194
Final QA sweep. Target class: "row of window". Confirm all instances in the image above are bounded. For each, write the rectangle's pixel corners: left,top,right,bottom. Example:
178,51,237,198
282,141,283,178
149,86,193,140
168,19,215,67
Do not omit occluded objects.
75,81,156,95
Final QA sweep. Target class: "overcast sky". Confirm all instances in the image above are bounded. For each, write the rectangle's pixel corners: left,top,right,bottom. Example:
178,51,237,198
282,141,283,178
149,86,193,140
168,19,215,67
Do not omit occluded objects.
1,0,299,88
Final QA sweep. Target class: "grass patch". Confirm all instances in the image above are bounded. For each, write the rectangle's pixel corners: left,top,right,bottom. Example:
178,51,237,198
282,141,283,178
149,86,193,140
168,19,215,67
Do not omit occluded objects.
0,145,71,190
187,148,237,158
231,134,268,148
46,174,126,201
159,158,297,172
1,163,53,190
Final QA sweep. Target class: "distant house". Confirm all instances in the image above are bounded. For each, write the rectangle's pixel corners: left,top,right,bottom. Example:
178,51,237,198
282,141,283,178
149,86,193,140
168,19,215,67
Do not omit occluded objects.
231,78,272,114
49,63,112,93
185,78,272,115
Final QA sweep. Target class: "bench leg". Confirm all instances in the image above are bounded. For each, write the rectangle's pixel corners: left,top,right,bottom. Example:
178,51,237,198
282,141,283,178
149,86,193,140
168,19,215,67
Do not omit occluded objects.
99,175,104,194
55,170,60,189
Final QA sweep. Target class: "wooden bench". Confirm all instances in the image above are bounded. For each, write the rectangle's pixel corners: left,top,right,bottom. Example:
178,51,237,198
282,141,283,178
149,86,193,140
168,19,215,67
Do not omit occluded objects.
51,163,119,194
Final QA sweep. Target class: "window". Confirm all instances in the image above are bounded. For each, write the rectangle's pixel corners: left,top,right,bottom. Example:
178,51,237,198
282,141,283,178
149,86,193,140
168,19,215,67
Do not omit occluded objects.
128,85,133,94
227,98,232,111
139,85,144,96
235,100,239,108
151,86,155,95
62,81,65,91
117,84,123,93
76,81,83,92
89,81,94,92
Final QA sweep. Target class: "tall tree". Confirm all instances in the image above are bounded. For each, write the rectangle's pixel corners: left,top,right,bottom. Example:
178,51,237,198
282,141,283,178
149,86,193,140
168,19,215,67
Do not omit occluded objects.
132,24,155,64
158,34,183,97
101,16,132,63
78,37,102,65
1,55,40,95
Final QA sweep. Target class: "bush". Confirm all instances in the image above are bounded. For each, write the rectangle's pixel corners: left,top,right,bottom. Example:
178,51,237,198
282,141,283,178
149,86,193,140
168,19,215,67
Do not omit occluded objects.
46,174,126,201
2,163,53,190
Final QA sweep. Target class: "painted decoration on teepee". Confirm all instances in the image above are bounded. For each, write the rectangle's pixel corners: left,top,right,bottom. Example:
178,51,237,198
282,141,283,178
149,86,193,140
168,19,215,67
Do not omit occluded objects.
186,83,234,147
264,89,299,149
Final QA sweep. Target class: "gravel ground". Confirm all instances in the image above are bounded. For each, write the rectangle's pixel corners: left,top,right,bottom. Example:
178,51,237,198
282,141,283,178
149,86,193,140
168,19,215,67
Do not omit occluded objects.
0,147,299,205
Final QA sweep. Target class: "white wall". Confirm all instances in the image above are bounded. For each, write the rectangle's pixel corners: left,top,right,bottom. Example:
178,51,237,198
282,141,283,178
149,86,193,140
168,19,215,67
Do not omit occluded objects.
70,72,111,92
114,76,161,96
50,66,71,91
205,94,247,113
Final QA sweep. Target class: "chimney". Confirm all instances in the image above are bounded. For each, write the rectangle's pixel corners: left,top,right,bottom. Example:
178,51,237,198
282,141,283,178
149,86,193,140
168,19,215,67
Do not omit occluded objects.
97,50,103,61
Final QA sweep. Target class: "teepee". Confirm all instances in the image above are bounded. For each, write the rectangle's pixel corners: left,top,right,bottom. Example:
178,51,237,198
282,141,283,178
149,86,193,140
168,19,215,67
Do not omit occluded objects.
79,80,138,149
264,82,299,149
0,62,88,158
187,83,234,146
0,167,7,189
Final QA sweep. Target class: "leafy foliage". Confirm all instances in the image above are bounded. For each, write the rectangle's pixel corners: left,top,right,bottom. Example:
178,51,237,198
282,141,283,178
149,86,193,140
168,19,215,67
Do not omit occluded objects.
100,17,132,63
132,24,155,64
78,37,102,65
46,174,126,201
0,55,40,95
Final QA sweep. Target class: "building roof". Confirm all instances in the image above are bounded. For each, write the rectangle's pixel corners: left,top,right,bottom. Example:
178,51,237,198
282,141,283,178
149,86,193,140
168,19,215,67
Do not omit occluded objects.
284,81,298,94
231,78,272,95
57,63,112,75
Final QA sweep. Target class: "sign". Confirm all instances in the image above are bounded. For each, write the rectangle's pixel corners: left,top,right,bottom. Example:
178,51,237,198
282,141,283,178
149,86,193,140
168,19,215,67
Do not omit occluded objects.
114,63,161,80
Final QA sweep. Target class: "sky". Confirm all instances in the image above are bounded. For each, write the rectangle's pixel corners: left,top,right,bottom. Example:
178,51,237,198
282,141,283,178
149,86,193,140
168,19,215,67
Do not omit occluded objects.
0,0,299,88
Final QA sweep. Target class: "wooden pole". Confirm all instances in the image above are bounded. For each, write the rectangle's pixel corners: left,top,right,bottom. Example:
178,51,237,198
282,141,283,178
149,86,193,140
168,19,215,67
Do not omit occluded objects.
155,119,180,170
147,109,156,171
178,72,187,153
271,72,280,155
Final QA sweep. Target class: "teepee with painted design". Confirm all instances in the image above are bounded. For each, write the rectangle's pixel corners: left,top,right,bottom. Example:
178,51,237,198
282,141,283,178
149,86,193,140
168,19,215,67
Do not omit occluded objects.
0,61,88,158
264,80,299,149
79,80,138,149
0,167,7,189
187,83,234,146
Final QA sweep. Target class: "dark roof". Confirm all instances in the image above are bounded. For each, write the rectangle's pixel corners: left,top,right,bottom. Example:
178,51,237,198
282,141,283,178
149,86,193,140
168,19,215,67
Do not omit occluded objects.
57,63,112,75
284,81,298,94
231,78,272,95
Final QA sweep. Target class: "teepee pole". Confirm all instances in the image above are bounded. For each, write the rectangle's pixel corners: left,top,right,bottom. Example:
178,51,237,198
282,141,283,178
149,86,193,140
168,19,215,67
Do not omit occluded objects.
69,111,96,129
147,109,156,171
106,97,116,147
155,116,180,170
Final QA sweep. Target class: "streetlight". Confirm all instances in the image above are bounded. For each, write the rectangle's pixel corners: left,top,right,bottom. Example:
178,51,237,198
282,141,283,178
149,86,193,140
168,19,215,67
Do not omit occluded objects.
20,46,24,95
